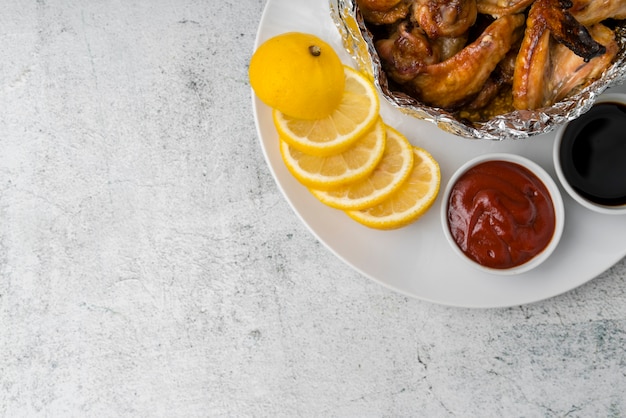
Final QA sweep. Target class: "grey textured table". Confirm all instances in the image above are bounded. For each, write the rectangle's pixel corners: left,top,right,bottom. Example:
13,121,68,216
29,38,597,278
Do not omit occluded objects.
1,0,625,416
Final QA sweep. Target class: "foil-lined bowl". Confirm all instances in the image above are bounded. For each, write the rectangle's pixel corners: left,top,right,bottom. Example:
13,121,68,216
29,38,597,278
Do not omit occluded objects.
330,0,626,140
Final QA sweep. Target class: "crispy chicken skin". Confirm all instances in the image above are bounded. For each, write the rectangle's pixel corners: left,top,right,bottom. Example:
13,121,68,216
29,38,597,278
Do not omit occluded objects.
476,0,535,17
357,0,411,25
548,23,619,104
512,18,552,110
409,13,525,108
537,0,606,61
413,0,478,38
570,0,626,25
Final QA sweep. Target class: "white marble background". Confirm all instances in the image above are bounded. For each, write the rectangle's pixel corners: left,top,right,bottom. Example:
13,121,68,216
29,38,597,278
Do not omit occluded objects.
1,0,625,416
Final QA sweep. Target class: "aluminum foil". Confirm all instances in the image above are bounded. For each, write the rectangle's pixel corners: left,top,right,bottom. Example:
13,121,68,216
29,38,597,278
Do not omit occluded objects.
330,0,626,140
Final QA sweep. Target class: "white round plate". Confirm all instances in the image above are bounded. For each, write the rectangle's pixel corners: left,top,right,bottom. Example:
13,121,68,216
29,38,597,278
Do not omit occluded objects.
251,0,626,308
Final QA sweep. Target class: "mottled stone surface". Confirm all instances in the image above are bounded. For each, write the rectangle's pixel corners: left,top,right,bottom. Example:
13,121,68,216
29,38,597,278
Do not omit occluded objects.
1,0,625,416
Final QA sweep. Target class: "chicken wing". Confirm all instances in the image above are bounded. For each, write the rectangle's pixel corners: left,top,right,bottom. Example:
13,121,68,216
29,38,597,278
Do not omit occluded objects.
358,0,404,10
357,0,411,25
409,13,525,108
535,0,606,61
412,0,478,38
570,0,626,25
476,0,535,17
465,47,519,108
376,21,440,83
511,1,552,110
513,17,618,110
547,23,619,104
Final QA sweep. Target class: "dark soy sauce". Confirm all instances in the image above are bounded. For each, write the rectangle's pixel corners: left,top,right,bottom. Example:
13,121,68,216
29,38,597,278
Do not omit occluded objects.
559,102,626,206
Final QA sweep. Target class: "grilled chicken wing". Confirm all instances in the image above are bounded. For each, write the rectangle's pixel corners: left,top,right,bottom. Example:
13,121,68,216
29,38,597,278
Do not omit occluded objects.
409,13,525,108
357,0,411,25
512,21,551,110
465,46,520,109
548,23,619,103
537,0,606,60
514,21,618,109
412,0,478,38
570,0,626,25
376,20,440,83
476,0,535,17
358,0,403,10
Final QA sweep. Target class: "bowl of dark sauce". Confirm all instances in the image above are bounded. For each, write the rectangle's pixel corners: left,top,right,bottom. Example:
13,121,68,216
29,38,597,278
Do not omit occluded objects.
554,93,626,215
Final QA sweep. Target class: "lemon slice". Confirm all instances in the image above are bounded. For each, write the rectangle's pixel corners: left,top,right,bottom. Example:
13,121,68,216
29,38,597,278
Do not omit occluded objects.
274,65,380,157
310,124,414,210
279,118,386,190
347,146,441,230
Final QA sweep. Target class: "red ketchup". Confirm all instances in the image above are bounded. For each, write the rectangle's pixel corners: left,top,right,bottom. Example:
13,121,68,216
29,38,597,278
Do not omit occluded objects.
446,160,556,269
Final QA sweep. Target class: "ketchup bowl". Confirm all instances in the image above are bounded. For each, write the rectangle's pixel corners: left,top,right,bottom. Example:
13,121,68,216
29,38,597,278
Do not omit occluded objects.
441,154,565,275
553,93,626,215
